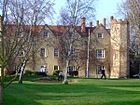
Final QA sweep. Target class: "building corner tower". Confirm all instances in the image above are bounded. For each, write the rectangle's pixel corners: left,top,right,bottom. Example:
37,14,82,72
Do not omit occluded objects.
110,16,129,78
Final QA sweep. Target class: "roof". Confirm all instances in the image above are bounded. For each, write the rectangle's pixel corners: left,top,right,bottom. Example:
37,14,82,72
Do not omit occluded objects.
47,25,96,37
47,25,68,36
5,24,109,37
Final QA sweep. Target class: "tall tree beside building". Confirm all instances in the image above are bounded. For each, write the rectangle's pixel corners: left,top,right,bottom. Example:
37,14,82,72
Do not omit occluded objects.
119,0,140,51
58,0,96,25
0,0,54,104
57,0,96,84
118,0,140,75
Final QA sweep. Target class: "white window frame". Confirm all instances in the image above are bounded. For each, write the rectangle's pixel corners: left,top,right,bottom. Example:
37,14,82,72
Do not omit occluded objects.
54,65,59,70
40,48,46,57
96,49,105,59
97,33,103,38
54,48,59,57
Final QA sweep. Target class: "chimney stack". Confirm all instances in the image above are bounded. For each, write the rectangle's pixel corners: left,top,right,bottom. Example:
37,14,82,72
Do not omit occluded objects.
110,16,114,22
103,18,106,29
110,16,114,27
81,17,86,32
96,20,99,28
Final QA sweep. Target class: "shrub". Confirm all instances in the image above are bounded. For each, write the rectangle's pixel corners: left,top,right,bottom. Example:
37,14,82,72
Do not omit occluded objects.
25,70,34,76
5,70,16,75
35,72,42,76
69,71,78,77
53,70,60,76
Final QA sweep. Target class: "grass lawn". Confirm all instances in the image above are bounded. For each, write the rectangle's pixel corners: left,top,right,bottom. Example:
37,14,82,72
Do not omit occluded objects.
4,78,140,105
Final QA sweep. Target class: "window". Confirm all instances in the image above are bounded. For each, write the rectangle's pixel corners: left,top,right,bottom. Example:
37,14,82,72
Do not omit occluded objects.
40,48,46,57
54,65,59,70
96,65,105,74
43,30,49,38
96,49,105,58
97,33,103,38
68,66,74,72
54,48,59,57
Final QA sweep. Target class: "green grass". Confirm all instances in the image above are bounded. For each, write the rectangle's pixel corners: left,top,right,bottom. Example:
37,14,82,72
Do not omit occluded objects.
4,78,140,105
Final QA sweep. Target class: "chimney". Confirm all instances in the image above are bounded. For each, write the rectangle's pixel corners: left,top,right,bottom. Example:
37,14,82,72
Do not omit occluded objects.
103,18,106,29
90,22,93,27
110,16,114,27
110,16,114,22
81,17,86,32
96,20,99,28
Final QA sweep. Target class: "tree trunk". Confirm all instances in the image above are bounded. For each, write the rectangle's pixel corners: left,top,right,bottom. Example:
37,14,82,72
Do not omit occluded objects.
32,51,36,70
32,34,36,71
63,42,73,84
0,84,3,105
63,60,69,84
18,62,25,84
86,29,90,78
0,66,4,105
18,69,23,84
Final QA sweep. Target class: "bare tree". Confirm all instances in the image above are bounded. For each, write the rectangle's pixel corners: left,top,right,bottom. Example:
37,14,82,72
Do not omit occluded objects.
58,0,96,25
57,0,96,84
0,0,54,104
118,0,140,52
118,0,140,75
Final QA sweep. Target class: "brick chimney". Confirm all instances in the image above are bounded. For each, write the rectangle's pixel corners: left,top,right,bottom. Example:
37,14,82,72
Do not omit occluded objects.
102,18,106,29
110,16,114,27
110,16,114,23
81,17,86,32
96,20,99,28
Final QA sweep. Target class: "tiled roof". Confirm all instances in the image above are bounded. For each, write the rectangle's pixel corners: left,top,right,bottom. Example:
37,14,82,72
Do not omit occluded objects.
47,25,68,36
6,24,45,33
5,24,109,37
47,25,96,37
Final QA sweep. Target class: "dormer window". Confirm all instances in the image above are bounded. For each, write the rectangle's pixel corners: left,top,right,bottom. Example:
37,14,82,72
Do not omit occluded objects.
43,30,49,38
97,33,103,38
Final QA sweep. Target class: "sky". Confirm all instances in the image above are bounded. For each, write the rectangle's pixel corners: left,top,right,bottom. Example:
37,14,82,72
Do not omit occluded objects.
53,0,123,25
0,0,123,25
95,0,123,23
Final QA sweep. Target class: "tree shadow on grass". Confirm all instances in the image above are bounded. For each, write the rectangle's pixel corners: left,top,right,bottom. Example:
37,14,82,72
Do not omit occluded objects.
101,100,140,105
4,80,140,105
